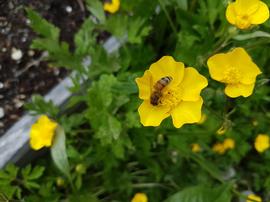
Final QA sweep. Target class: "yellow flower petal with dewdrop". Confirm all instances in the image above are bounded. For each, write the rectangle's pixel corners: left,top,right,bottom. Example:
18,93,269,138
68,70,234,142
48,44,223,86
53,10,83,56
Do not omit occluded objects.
226,0,269,29
136,56,208,128
207,48,262,98
246,194,262,202
254,134,270,153
104,0,120,14
131,193,148,202
30,115,58,150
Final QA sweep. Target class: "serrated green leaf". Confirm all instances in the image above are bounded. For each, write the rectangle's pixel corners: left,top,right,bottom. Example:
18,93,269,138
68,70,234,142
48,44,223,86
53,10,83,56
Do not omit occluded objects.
86,0,106,24
24,181,40,190
26,8,59,40
166,183,232,202
21,165,32,179
51,126,71,179
28,166,45,180
128,18,152,44
75,17,96,56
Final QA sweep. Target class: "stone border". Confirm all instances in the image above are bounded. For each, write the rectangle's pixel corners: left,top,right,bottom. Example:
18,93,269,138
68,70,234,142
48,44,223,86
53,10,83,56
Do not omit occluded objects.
0,37,121,168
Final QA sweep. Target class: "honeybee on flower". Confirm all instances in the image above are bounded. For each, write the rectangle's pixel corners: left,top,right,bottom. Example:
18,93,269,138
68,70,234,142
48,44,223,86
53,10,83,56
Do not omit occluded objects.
135,56,208,128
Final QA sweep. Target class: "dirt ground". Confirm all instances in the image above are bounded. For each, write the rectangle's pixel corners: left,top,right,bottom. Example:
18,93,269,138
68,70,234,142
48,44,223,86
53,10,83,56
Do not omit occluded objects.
0,0,86,136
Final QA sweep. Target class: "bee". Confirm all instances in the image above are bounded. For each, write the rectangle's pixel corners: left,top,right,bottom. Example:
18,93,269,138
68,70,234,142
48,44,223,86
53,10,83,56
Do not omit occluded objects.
150,76,173,106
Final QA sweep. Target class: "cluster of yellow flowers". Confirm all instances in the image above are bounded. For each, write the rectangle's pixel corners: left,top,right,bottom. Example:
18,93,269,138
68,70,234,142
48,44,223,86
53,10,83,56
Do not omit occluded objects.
212,138,235,154
136,0,269,128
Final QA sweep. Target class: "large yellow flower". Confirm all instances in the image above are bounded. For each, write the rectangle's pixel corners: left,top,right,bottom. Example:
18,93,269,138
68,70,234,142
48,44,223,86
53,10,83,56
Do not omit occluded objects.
30,115,58,150
104,0,120,14
131,193,148,202
135,56,208,128
207,48,262,98
254,134,270,153
226,0,269,29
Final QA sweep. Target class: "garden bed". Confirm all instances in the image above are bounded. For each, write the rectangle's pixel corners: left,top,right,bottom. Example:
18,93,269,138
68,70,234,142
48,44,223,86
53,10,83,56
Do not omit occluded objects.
0,0,86,136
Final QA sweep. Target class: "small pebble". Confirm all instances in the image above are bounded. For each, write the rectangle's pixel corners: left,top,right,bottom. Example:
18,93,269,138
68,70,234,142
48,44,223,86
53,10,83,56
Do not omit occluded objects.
0,108,4,119
0,95,3,99
28,50,35,56
2,47,7,52
15,100,24,108
11,48,23,61
0,122,3,128
65,6,72,13
26,19,31,25
0,82,3,89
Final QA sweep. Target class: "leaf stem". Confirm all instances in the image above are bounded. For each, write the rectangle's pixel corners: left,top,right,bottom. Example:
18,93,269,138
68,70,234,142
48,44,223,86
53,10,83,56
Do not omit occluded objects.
157,0,177,35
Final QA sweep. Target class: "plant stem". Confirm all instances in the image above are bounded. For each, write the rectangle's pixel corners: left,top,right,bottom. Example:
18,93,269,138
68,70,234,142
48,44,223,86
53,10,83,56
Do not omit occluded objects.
158,0,177,35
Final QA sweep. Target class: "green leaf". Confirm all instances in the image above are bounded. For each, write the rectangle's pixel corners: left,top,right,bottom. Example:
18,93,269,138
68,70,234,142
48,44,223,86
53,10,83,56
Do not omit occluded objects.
51,126,71,179
86,0,106,24
233,31,270,41
174,0,188,10
166,183,232,202
26,8,59,40
28,166,45,180
127,18,152,44
75,17,96,56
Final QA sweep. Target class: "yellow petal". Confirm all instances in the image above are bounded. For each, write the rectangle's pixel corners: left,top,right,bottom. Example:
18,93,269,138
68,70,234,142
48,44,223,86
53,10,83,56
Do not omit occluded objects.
135,70,152,100
254,134,270,153
131,193,148,202
149,56,185,88
104,0,120,14
249,1,270,24
207,53,232,82
171,97,203,128
29,115,57,150
229,48,262,84
138,101,170,126
226,3,237,25
225,83,255,98
235,0,260,15
180,67,208,101
246,194,262,202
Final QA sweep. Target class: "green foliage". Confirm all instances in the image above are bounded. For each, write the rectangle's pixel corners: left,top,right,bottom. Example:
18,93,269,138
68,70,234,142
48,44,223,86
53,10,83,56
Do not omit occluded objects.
166,184,232,202
24,94,59,117
0,164,44,200
51,126,71,180
8,0,270,201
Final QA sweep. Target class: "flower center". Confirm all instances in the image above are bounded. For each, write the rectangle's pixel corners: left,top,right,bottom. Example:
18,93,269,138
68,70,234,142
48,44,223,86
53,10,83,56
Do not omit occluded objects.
236,15,251,29
222,67,240,84
159,87,183,109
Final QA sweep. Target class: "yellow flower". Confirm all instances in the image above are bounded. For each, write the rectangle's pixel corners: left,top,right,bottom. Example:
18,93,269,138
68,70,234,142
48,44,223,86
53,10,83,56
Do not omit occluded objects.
191,143,201,153
131,193,148,202
207,47,262,98
246,194,262,202
104,0,120,14
212,143,226,154
254,134,270,153
226,0,269,29
213,138,235,154
223,138,235,150
30,115,58,150
135,56,208,128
